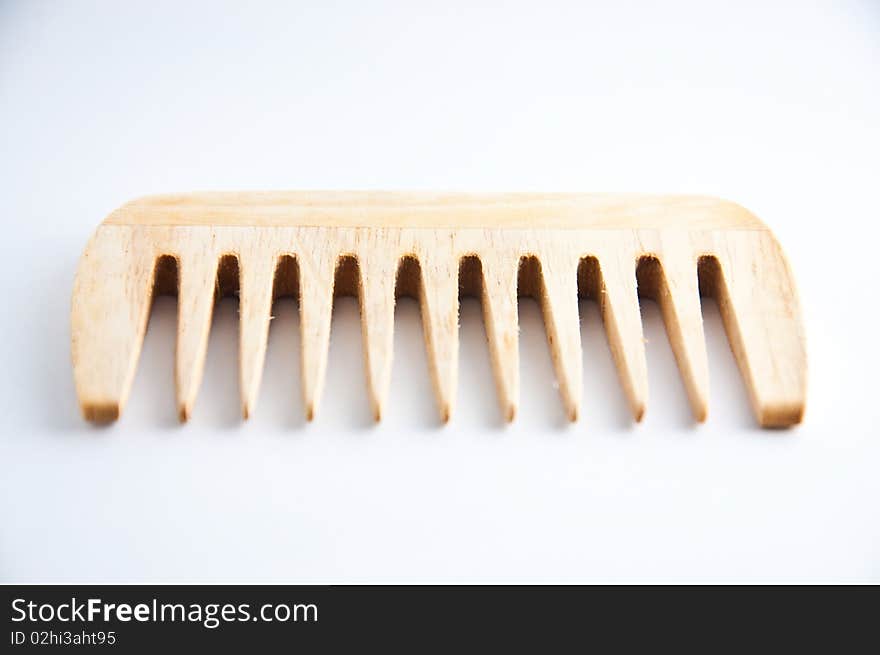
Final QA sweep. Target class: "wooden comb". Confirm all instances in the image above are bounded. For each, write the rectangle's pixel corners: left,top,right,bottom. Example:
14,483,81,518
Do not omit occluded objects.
71,192,806,427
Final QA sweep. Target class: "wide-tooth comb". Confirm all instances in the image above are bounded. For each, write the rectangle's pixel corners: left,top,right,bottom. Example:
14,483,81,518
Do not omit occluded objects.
71,192,806,427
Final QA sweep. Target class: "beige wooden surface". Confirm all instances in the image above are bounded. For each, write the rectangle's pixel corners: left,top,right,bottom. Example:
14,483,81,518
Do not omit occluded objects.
72,192,806,427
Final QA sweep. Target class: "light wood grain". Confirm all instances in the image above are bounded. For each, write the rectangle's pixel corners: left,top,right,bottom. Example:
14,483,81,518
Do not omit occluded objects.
72,192,806,427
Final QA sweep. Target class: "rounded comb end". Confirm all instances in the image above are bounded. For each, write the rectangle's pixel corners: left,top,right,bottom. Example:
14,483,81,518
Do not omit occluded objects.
81,401,120,424
757,402,805,429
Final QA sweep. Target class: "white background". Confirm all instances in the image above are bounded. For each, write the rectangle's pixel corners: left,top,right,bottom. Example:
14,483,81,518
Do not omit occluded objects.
1,0,878,582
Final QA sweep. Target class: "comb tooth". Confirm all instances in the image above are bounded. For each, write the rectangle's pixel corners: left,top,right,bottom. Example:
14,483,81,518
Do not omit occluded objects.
419,254,459,423
71,229,155,422
175,249,218,422
358,255,396,422
238,253,276,419
538,259,582,422
598,252,649,421
298,253,336,421
480,254,519,422
712,232,806,427
653,251,710,422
